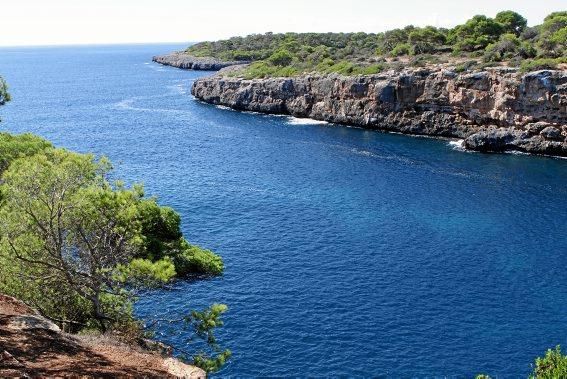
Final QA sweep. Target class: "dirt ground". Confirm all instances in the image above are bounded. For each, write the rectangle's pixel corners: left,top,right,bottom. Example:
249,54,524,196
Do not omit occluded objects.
0,294,205,378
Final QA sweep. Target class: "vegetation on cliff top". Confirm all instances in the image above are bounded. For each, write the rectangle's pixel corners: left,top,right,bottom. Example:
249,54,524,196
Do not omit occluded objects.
185,10,567,78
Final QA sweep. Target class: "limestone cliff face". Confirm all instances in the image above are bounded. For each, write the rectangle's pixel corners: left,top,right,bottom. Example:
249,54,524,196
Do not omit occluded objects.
152,52,249,71
191,68,567,156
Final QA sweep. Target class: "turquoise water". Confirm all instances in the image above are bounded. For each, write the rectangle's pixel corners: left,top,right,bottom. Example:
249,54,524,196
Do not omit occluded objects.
1,44,566,377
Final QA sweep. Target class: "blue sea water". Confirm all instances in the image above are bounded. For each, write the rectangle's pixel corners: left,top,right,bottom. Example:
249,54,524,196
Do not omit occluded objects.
1,44,566,378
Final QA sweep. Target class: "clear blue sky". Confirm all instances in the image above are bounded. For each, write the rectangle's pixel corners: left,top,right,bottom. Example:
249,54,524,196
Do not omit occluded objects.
0,0,564,46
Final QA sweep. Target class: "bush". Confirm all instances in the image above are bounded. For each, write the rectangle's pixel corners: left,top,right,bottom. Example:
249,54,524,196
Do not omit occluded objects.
267,49,294,66
116,258,177,287
357,64,385,75
520,57,567,72
186,10,562,77
536,12,567,57
0,76,10,104
0,133,53,174
0,141,224,332
449,15,504,52
495,11,527,36
175,243,224,276
391,43,411,56
408,26,447,54
454,60,478,73
484,33,521,62
530,346,567,379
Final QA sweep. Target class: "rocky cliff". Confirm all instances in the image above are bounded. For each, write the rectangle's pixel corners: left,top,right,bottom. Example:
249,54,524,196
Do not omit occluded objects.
190,68,567,156
153,52,249,71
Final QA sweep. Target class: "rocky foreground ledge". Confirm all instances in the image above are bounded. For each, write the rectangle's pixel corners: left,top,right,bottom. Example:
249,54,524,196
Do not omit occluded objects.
0,294,205,378
190,68,567,156
153,52,249,71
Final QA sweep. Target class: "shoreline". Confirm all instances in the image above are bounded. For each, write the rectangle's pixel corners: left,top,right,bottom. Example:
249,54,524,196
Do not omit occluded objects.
195,96,567,160
156,53,567,158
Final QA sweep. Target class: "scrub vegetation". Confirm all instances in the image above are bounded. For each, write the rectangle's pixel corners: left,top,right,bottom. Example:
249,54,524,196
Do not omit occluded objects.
477,346,567,378
185,10,567,78
0,76,10,105
0,84,229,372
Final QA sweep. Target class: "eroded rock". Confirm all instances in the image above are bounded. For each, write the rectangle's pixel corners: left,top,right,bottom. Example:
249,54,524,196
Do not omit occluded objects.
191,68,567,156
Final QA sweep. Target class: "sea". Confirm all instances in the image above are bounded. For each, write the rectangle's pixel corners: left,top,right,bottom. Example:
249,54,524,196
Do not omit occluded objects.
1,44,566,377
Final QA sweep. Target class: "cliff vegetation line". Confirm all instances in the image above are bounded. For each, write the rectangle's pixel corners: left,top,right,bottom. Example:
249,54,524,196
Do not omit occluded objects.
183,10,566,78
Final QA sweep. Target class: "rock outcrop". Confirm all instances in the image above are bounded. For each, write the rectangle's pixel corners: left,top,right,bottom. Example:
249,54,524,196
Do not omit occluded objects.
153,52,249,71
190,68,567,156
0,293,205,378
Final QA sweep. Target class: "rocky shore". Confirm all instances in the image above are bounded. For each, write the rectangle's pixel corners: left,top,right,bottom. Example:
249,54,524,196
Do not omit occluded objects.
153,52,249,71
0,294,205,378
188,67,567,156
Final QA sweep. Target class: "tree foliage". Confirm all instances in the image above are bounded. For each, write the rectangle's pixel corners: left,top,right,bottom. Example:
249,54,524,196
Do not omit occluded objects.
0,138,224,333
495,11,528,36
530,346,567,379
183,303,232,373
0,133,53,175
184,10,566,78
0,79,231,370
448,15,504,51
0,76,10,105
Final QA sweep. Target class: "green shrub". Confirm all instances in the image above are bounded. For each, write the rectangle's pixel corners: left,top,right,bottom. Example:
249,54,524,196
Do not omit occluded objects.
484,33,521,62
357,64,386,75
186,10,559,77
520,57,567,72
267,49,294,66
408,26,447,54
0,76,10,104
391,43,411,56
116,258,177,287
0,142,224,332
175,243,224,276
454,60,478,73
495,10,527,36
449,15,504,52
530,346,567,379
0,133,53,174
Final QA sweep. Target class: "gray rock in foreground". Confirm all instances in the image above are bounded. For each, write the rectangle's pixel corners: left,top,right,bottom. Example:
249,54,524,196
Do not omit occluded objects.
191,68,567,156
152,52,249,71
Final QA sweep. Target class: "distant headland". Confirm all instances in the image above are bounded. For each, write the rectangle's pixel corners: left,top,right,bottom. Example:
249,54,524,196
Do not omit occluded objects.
154,10,567,157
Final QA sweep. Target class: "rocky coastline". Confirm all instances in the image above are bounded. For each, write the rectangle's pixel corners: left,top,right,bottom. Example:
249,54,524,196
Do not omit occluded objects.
153,52,249,71
187,66,567,156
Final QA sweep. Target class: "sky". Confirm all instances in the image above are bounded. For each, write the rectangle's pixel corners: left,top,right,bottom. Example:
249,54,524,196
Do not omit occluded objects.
0,0,565,47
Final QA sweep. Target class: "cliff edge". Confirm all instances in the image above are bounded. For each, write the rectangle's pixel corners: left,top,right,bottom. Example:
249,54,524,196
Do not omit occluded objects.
190,68,567,156
153,52,249,71
0,294,205,378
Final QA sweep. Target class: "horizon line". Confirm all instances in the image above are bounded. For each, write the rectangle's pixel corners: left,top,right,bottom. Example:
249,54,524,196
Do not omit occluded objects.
0,40,197,49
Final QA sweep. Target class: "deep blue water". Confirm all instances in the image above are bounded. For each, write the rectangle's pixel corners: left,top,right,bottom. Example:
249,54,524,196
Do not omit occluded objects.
1,44,566,378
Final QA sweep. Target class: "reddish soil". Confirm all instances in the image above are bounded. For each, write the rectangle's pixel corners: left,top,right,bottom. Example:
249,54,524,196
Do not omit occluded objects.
0,294,204,378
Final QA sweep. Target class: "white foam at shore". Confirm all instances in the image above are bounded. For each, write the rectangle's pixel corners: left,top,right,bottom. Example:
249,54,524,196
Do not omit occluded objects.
214,105,234,111
287,117,328,125
448,139,465,151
